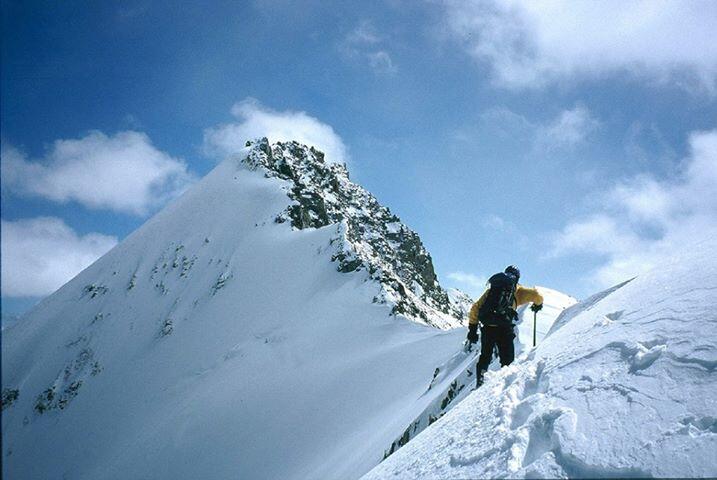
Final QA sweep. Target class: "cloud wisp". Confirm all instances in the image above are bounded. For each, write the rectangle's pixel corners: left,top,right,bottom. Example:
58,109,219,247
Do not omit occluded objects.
461,104,599,152
441,0,717,92
549,129,717,289
203,98,349,164
536,105,600,150
339,20,397,75
1,131,195,216
1,217,118,298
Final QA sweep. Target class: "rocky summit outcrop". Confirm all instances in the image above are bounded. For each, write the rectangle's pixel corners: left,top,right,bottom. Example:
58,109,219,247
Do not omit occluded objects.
242,138,466,328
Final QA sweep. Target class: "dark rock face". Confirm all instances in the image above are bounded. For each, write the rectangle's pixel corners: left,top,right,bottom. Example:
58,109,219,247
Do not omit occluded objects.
2,388,19,410
242,138,467,328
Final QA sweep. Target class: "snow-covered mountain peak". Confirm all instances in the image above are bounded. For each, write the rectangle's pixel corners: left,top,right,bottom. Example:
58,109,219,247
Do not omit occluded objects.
2,138,476,480
241,137,464,328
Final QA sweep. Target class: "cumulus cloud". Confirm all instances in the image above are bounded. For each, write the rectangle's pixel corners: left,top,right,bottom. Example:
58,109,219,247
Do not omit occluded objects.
549,129,717,288
441,0,717,92
1,131,195,216
447,271,488,297
203,98,349,164
1,217,117,297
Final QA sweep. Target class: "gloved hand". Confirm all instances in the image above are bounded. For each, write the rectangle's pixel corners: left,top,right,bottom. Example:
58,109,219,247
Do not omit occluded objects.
530,303,543,312
467,323,479,343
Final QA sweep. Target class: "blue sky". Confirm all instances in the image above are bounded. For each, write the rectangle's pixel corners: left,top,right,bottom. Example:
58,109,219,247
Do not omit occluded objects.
2,0,717,315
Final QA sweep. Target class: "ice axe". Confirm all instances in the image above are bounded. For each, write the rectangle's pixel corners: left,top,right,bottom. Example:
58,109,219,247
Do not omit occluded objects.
531,303,543,347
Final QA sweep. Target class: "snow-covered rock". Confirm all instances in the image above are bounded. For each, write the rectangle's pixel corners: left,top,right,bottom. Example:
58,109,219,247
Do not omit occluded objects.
447,288,473,325
1,140,467,479
363,236,717,479
244,138,466,328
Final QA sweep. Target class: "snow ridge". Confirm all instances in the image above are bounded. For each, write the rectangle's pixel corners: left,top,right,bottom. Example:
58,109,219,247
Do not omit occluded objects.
378,285,575,462
363,236,717,479
243,138,465,328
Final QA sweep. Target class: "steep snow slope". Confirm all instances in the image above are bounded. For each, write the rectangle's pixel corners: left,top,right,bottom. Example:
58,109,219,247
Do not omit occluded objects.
379,285,575,460
364,237,717,479
446,288,473,325
1,140,468,480
1,313,20,331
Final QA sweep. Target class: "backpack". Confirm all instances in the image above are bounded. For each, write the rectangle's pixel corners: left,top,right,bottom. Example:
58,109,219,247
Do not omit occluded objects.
478,272,518,326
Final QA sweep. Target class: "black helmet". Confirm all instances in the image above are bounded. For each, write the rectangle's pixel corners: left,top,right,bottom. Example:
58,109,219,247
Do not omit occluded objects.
504,265,520,280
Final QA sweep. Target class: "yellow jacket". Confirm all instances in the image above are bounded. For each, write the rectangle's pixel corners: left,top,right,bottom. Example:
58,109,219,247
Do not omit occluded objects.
468,285,543,326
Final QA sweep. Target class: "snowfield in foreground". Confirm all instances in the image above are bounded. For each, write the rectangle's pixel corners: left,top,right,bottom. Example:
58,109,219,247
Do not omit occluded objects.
364,237,717,479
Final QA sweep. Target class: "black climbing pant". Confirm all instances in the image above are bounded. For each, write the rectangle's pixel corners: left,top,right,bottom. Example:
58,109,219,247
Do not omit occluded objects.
476,325,515,387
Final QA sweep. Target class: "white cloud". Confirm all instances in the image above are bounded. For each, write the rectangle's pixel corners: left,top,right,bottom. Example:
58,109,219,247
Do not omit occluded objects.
1,217,117,297
345,20,382,45
482,214,507,230
537,105,600,149
447,271,488,297
549,214,643,258
467,104,599,150
441,0,717,92
340,21,398,75
449,106,534,144
1,131,195,216
203,98,349,164
609,176,674,225
367,51,398,75
549,129,717,289
623,122,677,169
479,107,535,136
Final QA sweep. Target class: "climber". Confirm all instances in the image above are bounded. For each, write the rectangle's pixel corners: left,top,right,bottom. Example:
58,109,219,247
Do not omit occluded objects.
465,265,543,388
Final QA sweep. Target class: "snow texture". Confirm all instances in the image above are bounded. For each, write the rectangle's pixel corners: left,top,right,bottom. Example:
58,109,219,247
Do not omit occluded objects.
1,140,467,479
363,236,717,479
